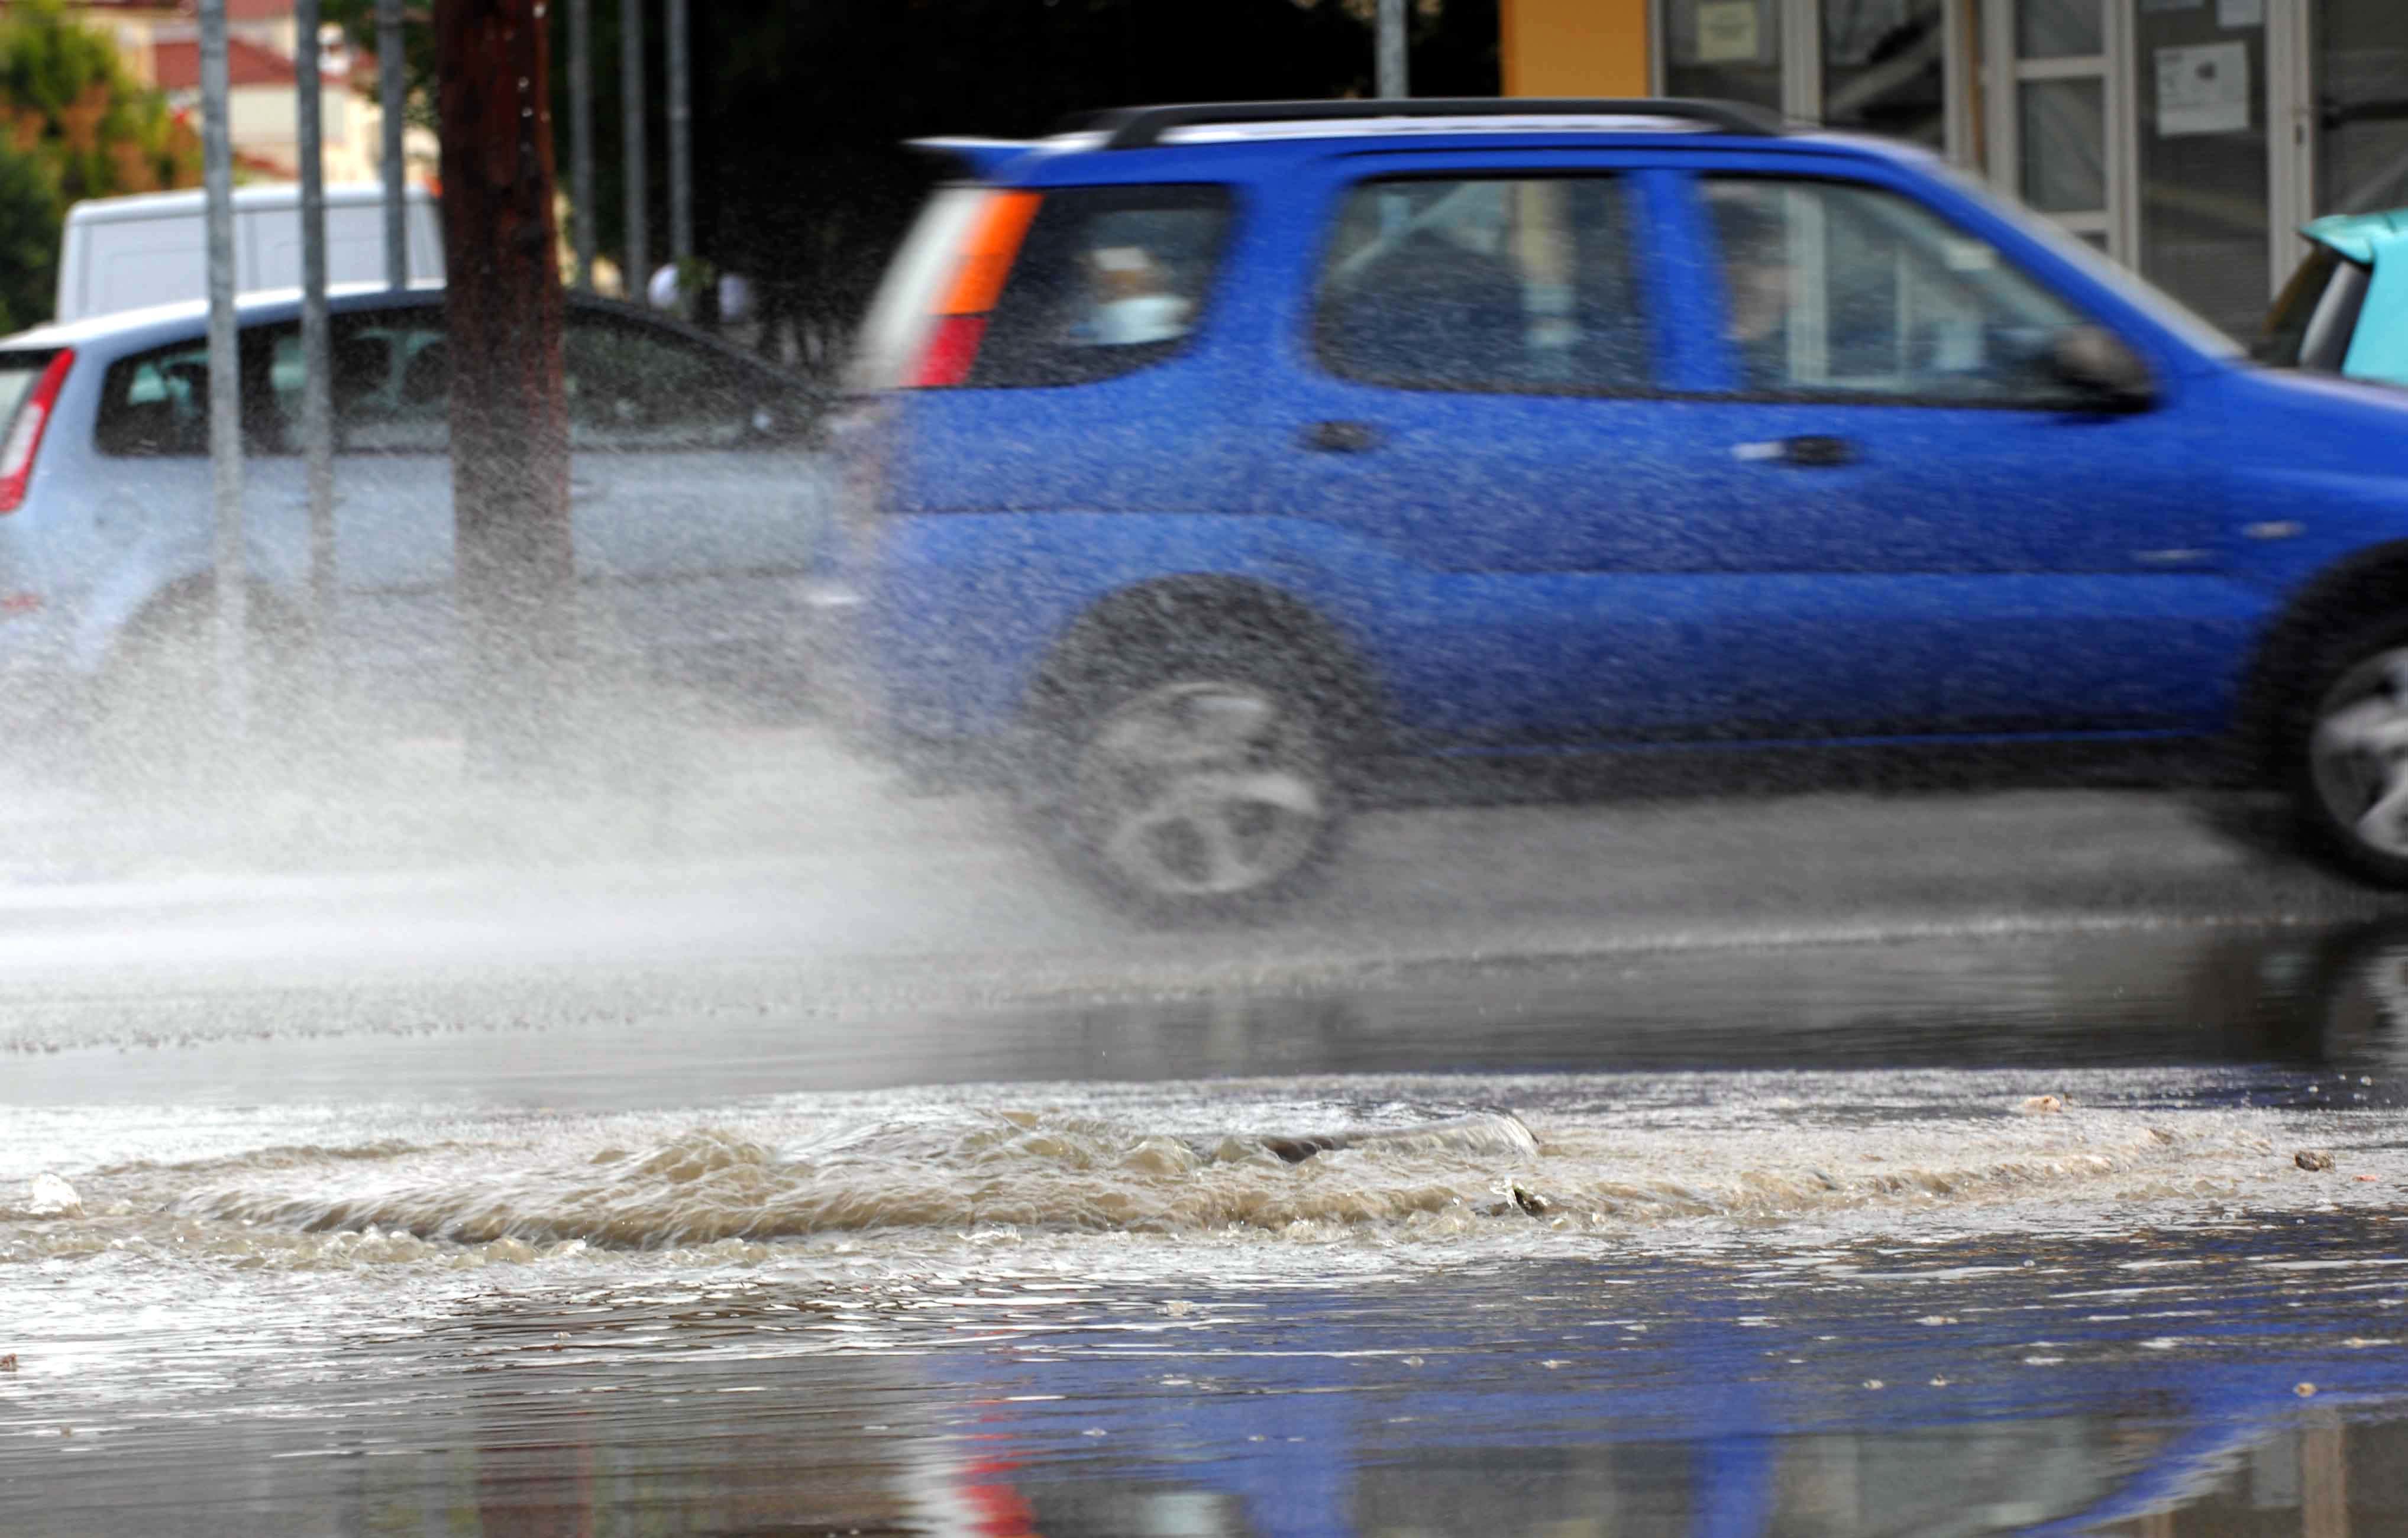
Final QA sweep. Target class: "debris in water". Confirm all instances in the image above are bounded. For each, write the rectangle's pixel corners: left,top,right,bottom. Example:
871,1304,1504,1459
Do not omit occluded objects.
2296,1150,2336,1172
1161,1299,1193,1318
1511,1183,1553,1218
2358,1174,2381,1183
2296,1382,2318,1397
24,1173,81,1218
2019,1095,2064,1115
0,1354,15,1372
1863,1380,1885,1390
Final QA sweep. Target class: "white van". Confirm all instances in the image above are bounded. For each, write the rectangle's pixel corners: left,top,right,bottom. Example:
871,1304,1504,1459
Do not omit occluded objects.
54,183,445,325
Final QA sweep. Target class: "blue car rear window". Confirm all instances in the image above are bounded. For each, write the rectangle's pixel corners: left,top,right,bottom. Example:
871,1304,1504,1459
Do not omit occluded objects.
969,183,1234,390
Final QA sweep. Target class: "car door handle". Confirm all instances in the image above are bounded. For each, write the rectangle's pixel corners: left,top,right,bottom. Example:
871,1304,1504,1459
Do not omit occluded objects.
1300,420,1382,454
1734,435,1857,468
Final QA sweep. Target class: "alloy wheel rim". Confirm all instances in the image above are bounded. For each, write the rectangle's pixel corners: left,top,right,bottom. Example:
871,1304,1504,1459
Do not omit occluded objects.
2310,647,2408,857
1074,679,1326,899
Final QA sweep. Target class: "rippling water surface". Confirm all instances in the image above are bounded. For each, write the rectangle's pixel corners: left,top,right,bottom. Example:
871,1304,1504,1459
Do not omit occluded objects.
10,922,2408,1533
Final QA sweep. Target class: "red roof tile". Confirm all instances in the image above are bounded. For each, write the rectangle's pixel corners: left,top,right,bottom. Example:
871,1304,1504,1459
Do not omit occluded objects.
152,34,297,91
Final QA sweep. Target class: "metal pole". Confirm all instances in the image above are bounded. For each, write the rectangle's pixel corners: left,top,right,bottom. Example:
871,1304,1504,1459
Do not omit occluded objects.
199,0,247,737
665,0,690,266
620,0,647,302
379,0,407,287
1376,0,1407,99
296,0,335,708
569,0,595,289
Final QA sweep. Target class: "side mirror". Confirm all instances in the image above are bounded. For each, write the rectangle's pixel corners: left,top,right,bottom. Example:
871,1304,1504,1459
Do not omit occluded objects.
2050,326,2155,412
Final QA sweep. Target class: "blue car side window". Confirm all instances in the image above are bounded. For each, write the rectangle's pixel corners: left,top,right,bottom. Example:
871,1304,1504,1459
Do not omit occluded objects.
1313,175,1653,395
1699,176,2094,406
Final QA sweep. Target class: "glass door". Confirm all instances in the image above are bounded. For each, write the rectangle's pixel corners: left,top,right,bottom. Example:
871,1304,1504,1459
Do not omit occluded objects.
2133,0,2275,338
1980,0,2316,341
1660,0,1982,160
1985,0,2125,254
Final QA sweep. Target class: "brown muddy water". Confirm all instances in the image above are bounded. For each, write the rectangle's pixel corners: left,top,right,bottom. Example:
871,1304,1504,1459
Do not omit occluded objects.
9,920,2408,1534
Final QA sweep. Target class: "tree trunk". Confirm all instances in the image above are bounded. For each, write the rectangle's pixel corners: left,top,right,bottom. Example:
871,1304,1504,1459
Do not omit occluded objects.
434,0,575,776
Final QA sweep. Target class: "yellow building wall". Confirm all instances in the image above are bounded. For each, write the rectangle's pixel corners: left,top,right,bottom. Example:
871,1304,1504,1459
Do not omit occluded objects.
1499,0,1653,99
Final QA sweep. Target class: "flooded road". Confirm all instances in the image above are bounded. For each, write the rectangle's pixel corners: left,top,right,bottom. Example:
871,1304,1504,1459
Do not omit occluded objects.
8,766,2408,1534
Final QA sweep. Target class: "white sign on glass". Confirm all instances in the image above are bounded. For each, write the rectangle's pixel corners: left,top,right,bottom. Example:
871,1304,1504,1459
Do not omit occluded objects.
2218,0,2264,25
2155,41,2250,136
1694,0,1765,64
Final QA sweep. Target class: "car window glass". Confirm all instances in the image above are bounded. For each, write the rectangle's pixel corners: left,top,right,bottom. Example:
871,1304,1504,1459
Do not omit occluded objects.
95,341,215,456
1701,176,2089,403
313,316,452,453
2297,254,2371,375
2258,245,2343,368
564,318,764,449
971,184,1234,388
1313,176,1651,393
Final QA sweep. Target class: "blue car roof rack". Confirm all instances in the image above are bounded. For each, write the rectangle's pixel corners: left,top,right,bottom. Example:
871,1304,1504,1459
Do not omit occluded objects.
1078,97,1788,150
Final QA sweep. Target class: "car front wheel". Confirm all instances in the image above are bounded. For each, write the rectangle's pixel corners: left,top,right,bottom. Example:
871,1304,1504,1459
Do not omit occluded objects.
2297,618,2408,886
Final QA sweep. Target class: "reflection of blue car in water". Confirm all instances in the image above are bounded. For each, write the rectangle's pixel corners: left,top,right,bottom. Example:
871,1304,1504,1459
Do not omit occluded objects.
2261,208,2408,390
925,1274,2408,1536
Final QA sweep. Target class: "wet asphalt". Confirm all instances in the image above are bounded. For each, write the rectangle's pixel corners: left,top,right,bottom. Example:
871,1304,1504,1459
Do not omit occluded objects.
8,762,2408,1534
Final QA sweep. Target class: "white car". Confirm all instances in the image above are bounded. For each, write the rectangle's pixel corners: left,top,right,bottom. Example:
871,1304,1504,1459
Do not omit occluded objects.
0,283,832,747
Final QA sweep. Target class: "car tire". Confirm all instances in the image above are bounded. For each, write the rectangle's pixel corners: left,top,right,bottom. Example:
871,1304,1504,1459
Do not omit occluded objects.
1026,639,1347,924
2290,611,2408,888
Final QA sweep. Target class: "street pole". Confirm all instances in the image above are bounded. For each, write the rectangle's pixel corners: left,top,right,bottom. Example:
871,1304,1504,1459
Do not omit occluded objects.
199,0,247,740
1377,0,1407,100
665,0,690,270
379,0,406,287
620,0,647,302
568,0,594,289
434,0,574,776
296,0,336,713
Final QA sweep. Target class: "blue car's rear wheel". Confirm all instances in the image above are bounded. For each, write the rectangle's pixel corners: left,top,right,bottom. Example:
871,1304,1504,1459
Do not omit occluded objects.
1029,645,1346,922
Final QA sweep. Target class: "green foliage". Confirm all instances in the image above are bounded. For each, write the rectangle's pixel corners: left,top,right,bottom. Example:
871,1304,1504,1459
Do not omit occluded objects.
321,0,441,129
0,0,201,325
0,141,59,333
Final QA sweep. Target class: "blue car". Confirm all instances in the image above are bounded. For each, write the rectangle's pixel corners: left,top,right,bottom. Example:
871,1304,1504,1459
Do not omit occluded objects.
828,98,2408,920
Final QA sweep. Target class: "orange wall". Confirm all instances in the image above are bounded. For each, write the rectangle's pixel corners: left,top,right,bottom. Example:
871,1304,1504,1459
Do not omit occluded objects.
1499,0,1652,98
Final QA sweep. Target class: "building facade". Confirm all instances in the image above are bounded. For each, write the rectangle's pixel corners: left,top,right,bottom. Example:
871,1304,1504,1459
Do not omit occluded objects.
1500,0,2408,339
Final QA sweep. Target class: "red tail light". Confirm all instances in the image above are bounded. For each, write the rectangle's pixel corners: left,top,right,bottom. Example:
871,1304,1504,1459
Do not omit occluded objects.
904,192,1040,390
0,350,73,514
911,315,989,388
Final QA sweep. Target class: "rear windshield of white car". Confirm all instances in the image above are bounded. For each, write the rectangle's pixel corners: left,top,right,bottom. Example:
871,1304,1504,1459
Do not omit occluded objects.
94,339,219,456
